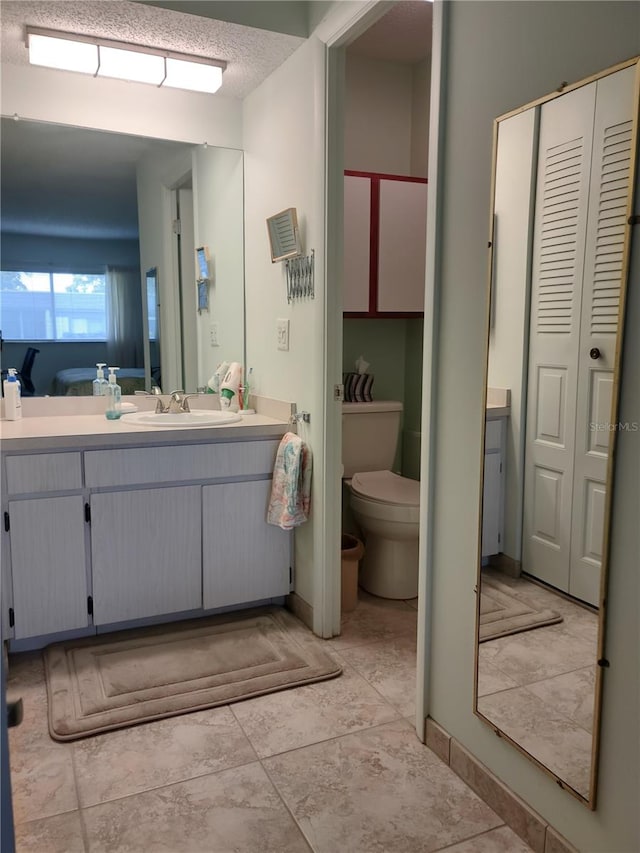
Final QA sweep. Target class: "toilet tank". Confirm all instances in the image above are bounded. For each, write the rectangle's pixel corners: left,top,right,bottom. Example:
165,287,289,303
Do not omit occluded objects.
342,401,402,478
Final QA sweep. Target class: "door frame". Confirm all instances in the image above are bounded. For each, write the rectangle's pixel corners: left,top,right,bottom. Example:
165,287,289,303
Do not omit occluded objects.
321,0,448,736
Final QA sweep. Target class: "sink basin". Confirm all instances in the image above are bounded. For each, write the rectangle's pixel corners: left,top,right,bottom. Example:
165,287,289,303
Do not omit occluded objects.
120,411,242,428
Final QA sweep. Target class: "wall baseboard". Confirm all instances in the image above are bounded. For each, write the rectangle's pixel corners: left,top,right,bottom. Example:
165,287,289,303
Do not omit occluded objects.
425,718,579,853
285,591,313,631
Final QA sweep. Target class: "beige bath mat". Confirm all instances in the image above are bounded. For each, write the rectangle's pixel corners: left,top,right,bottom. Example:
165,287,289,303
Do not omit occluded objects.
44,607,341,741
479,577,562,642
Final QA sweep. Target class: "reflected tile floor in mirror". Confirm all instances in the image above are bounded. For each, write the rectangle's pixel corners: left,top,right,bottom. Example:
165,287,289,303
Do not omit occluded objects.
7,591,535,853
478,569,598,799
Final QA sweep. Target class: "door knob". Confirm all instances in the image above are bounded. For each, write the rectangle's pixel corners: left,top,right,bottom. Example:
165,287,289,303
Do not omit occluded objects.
590,347,601,360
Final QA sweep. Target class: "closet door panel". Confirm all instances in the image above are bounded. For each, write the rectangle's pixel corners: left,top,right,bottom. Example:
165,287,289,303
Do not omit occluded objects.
523,82,596,592
569,65,637,604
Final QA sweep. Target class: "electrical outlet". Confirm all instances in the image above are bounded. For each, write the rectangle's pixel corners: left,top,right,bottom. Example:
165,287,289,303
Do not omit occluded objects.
209,322,219,347
276,318,290,351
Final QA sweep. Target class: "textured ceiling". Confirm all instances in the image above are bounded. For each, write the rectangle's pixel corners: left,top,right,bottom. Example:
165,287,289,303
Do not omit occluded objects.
0,0,304,100
348,1,432,64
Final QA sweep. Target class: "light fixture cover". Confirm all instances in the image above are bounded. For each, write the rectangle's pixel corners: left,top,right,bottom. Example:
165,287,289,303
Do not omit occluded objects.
26,27,226,95
29,32,98,75
163,57,222,94
98,45,165,85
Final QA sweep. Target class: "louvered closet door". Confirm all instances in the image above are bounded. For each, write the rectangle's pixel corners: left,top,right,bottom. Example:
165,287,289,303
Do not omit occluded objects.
523,83,596,593
568,66,636,604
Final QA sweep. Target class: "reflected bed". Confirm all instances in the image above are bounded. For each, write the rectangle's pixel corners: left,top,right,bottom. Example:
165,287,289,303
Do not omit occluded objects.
50,368,146,396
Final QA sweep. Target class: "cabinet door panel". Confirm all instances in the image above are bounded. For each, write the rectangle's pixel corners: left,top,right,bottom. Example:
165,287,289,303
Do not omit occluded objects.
91,487,201,625
344,175,372,312
203,480,290,609
482,454,502,557
10,496,88,639
377,179,427,312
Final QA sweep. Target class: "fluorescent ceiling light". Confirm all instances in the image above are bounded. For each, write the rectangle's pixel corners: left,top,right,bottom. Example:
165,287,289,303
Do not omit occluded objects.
26,27,226,95
28,32,98,75
98,45,165,85
164,57,222,94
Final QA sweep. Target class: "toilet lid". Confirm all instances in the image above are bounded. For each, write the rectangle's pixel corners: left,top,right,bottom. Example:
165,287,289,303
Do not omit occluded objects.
350,471,420,507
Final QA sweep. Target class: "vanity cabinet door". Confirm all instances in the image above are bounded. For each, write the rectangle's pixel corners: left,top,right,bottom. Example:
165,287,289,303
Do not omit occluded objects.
8,496,89,640
90,486,201,625
202,480,290,609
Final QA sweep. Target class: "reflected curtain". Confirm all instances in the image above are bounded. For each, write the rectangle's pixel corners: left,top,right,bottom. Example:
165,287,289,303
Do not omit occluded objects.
106,266,142,367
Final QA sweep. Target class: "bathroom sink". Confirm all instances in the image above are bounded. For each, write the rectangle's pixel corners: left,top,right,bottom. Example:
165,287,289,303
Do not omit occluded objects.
120,411,242,428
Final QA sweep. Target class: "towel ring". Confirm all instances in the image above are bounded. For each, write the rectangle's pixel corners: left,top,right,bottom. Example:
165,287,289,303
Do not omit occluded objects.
290,411,310,425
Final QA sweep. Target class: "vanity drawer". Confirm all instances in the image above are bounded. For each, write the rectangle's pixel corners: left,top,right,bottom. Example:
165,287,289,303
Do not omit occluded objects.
84,439,280,488
484,419,503,452
5,453,83,495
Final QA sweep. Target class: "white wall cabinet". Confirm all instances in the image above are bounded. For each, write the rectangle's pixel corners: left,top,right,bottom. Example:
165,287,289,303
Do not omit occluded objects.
481,418,505,558
343,171,427,316
2,437,290,645
8,496,89,640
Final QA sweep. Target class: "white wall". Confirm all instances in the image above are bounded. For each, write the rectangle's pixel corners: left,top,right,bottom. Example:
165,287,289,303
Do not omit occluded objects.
242,37,326,627
0,64,242,149
426,3,639,851
136,147,194,393
192,147,245,386
411,58,431,179
487,109,537,561
344,54,413,173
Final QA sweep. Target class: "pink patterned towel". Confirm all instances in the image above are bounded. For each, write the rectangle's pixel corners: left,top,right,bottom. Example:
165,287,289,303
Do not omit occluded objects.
267,432,312,529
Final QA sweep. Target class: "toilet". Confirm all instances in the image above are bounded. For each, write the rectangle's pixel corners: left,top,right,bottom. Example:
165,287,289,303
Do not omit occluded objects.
342,401,420,599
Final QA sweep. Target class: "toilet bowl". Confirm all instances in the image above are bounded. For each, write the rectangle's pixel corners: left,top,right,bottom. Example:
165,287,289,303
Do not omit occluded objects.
349,470,420,599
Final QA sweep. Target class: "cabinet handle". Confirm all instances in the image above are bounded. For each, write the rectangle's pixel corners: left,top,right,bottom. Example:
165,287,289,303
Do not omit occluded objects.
590,347,601,360
84,503,91,523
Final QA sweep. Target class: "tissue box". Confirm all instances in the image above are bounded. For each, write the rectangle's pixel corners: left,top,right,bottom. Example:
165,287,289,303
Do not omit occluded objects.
343,373,374,403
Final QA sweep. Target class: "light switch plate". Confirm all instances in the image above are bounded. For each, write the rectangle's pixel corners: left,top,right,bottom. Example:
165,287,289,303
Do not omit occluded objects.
276,318,290,351
209,323,219,347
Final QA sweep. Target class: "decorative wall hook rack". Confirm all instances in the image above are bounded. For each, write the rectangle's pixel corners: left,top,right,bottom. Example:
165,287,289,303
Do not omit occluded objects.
286,250,315,304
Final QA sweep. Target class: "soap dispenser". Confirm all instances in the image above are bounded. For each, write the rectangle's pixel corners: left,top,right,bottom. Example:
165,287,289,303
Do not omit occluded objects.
105,367,122,420
93,363,108,396
3,368,22,421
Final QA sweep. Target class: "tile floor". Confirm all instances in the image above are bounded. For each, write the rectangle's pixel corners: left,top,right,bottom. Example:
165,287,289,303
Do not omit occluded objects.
7,591,534,853
478,570,599,799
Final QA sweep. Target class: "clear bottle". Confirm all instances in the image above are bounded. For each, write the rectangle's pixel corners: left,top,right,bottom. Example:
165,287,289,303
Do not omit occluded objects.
93,363,108,396
3,368,22,421
105,367,122,420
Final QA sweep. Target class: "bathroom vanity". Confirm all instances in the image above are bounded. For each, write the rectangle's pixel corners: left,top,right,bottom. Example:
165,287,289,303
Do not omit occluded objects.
1,408,292,648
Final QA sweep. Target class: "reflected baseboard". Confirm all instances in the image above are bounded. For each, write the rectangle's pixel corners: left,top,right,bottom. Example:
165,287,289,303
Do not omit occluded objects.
487,553,521,578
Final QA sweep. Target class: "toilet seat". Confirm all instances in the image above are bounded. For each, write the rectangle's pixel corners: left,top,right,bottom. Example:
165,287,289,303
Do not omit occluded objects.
350,470,420,524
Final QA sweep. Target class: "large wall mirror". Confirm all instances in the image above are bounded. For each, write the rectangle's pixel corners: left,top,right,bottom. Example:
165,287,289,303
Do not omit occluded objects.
474,56,639,809
0,118,245,397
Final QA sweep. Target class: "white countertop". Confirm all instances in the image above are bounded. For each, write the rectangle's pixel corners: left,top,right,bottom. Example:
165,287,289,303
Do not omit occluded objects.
0,412,290,452
486,403,510,419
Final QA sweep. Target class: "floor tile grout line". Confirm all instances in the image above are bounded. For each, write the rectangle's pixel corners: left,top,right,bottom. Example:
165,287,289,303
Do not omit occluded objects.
429,822,533,852
71,753,266,813
69,745,92,853
258,756,316,853
256,714,414,764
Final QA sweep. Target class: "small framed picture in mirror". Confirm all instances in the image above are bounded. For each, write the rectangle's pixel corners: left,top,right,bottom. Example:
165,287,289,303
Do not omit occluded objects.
196,246,210,280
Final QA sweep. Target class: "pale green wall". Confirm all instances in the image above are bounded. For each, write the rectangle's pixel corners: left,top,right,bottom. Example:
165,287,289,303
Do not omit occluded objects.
426,2,639,850
342,317,423,477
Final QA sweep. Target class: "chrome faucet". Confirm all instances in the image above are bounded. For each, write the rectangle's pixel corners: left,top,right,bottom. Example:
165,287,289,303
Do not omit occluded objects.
157,390,205,414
